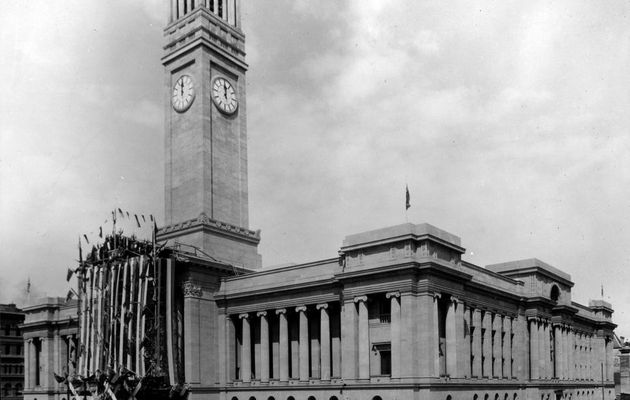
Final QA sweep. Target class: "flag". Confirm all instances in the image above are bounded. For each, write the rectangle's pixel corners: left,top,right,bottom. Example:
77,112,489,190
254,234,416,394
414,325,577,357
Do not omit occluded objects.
405,185,411,210
134,214,141,228
83,234,90,244
66,268,74,282
150,214,154,222
118,208,124,218
141,215,146,222
126,211,130,218
99,226,103,238
601,284,604,297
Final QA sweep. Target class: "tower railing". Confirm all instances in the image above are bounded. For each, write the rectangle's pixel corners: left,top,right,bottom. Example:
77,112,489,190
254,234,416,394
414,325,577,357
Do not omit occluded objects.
169,0,239,28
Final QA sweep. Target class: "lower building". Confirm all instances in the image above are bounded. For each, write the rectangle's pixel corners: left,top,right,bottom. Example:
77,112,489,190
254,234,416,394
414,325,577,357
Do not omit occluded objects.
19,297,78,400
22,222,617,400
0,303,25,400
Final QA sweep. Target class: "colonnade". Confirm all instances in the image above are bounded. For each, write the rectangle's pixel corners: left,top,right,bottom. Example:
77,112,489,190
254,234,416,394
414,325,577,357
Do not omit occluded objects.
468,307,514,379
228,292,404,382
527,318,612,381
23,334,76,389
223,293,613,385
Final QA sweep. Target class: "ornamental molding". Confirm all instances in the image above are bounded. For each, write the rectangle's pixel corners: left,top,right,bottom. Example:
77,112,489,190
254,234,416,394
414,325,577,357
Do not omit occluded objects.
353,295,368,303
295,305,307,313
181,281,203,298
316,303,328,310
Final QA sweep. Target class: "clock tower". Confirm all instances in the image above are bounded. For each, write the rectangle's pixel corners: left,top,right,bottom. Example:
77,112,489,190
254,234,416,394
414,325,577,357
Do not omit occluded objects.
158,0,261,269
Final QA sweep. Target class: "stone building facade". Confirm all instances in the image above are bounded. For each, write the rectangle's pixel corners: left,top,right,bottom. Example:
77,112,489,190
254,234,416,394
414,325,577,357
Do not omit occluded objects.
20,298,78,400
188,223,615,400
1,303,25,400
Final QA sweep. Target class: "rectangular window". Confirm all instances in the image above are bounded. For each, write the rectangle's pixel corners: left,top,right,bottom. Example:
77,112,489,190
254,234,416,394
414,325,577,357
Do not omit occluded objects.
371,343,391,376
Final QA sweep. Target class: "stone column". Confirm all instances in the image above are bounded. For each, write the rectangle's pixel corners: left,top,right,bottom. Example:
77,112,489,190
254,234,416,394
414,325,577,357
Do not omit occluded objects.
341,298,358,379
578,332,583,380
567,328,575,380
493,314,502,378
482,311,492,377
545,321,552,379
553,324,561,379
416,293,433,377
529,318,539,379
503,316,512,379
355,295,369,380
296,306,309,381
538,320,546,379
276,309,288,381
225,316,235,382
445,297,458,377
317,304,330,381
387,292,401,378
240,313,251,382
258,311,269,382
462,305,472,378
472,309,482,377
566,329,571,380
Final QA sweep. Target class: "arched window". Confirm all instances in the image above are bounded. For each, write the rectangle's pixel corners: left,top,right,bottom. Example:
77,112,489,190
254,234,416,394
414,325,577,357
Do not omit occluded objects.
494,394,499,400
249,397,256,400
268,397,275,400
288,396,296,400
484,394,490,400
308,396,316,400
474,395,478,400
446,396,452,400
231,397,238,400
513,394,518,400
330,397,339,400
373,396,383,400
504,394,509,400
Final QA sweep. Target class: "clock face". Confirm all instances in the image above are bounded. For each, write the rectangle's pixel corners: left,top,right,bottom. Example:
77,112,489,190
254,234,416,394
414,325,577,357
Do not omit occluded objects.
212,77,238,114
172,75,195,112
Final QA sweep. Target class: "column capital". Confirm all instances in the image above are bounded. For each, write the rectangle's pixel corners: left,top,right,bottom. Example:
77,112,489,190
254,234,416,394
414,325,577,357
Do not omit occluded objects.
257,311,267,317
181,281,203,298
275,308,287,315
353,295,368,303
295,305,307,313
239,313,249,320
432,292,441,300
316,303,328,310
386,291,400,299
26,338,33,343
449,295,461,304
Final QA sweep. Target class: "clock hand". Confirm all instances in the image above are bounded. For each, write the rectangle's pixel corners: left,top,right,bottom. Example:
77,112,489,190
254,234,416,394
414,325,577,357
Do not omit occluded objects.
180,81,184,96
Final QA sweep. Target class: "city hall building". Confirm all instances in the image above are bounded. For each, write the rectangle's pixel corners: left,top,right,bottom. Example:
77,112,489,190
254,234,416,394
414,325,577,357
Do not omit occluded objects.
21,2,616,400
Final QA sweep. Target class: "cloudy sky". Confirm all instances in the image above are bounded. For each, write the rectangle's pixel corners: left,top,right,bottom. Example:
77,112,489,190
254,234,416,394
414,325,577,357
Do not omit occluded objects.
1,1,629,334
